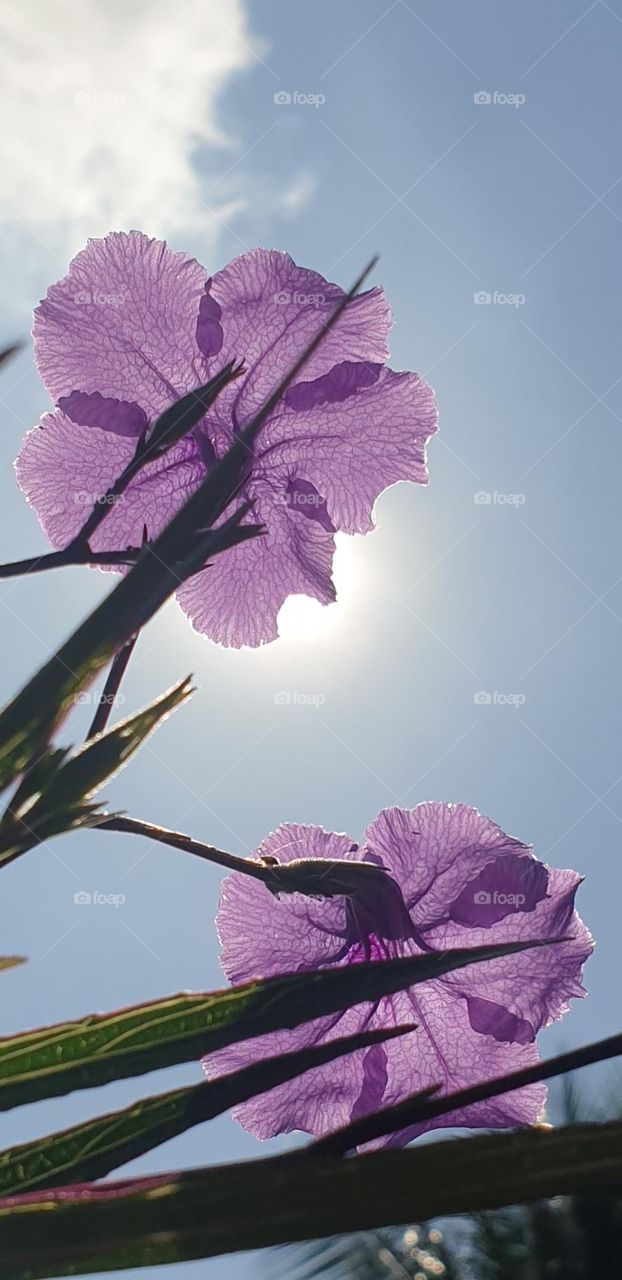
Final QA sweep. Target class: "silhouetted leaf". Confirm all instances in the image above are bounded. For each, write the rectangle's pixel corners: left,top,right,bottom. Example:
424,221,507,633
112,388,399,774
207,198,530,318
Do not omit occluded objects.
0,1026,411,1192
1,1119,621,1277
0,940,541,1109
0,679,193,865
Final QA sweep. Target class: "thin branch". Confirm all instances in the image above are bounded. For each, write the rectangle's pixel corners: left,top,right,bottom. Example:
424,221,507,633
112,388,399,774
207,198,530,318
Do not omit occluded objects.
0,547,139,580
98,814,273,884
85,633,140,740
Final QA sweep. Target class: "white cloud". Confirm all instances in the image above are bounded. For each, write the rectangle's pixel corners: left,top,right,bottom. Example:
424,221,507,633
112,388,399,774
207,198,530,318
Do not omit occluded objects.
0,0,262,307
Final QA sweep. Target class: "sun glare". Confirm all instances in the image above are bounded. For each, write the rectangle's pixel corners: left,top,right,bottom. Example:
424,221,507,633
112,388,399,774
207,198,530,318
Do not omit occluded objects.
276,536,365,645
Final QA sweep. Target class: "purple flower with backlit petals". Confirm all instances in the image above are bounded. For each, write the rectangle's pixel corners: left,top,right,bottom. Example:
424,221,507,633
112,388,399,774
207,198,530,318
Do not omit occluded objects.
15,232,438,647
204,803,592,1146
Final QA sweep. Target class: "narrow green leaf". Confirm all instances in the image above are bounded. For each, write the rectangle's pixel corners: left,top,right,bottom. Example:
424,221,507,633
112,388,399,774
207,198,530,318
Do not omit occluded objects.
0,940,545,1109
1,1120,621,1278
0,1026,412,1193
0,679,193,865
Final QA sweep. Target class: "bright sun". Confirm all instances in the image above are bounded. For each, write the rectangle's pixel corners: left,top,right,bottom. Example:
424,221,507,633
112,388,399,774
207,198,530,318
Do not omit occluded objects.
276,537,364,644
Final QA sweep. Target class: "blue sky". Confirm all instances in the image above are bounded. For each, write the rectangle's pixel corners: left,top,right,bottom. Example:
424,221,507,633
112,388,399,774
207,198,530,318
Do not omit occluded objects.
1,1,621,1276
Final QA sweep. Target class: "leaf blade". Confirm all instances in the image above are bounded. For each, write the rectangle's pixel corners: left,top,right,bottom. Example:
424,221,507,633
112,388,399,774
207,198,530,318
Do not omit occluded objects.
0,940,546,1109
1,1120,621,1277
0,679,193,865
0,1026,414,1193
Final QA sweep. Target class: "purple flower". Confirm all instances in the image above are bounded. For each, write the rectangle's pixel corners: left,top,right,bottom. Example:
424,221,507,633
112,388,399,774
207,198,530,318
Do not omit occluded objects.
15,232,438,647
204,803,592,1146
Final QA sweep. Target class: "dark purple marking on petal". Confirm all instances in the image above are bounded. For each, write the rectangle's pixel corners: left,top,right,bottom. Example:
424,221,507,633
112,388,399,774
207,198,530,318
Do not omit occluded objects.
449,856,549,928
284,360,382,411
466,995,535,1046
58,390,148,439
286,478,335,532
196,278,223,358
339,865,416,963
350,1043,388,1121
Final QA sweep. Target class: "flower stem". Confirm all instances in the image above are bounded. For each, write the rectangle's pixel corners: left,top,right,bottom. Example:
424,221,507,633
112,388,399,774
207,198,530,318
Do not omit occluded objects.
85,632,140,739
0,546,139,579
98,814,274,885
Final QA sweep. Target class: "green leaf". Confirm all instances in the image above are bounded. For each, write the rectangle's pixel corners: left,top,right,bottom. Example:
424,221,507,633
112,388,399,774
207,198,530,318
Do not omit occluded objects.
0,1026,411,1193
1,1120,621,1277
0,679,193,866
0,940,543,1109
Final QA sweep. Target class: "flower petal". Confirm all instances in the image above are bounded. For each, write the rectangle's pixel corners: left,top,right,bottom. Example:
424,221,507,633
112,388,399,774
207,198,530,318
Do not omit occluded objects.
58,391,148,439
204,1006,377,1141
364,804,528,916
216,823,357,985
257,367,438,534
210,804,591,1145
33,231,208,417
205,822,373,1139
364,984,547,1149
16,409,205,552
175,479,337,646
206,248,391,423
366,804,593,1036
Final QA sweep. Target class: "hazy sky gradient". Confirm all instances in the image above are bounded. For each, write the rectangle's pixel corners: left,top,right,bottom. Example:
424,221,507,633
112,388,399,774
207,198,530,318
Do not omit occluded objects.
1,2,620,1276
